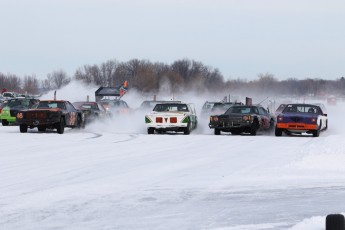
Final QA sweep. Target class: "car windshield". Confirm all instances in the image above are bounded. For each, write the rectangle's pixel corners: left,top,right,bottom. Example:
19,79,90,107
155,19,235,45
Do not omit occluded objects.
112,101,128,108
37,101,65,109
225,106,259,114
5,99,36,108
283,104,320,114
212,103,234,111
74,102,97,110
153,104,189,112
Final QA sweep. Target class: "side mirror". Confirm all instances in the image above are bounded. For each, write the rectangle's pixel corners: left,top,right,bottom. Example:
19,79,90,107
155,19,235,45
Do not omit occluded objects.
324,113,327,117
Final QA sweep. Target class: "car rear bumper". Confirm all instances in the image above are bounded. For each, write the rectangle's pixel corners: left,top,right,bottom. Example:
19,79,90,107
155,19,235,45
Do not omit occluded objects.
147,123,188,129
277,123,317,130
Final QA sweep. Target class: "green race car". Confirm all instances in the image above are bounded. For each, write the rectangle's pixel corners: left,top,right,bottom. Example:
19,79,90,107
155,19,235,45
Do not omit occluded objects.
1,98,39,126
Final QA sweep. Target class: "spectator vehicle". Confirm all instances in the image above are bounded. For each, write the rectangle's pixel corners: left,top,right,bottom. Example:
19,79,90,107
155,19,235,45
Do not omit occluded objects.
145,102,197,135
209,105,274,135
16,100,84,134
73,101,108,124
275,103,328,137
0,98,39,126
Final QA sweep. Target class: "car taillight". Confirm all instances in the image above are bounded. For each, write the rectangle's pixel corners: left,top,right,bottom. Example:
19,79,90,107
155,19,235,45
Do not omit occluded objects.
170,117,177,123
278,116,283,122
156,117,163,123
311,118,317,123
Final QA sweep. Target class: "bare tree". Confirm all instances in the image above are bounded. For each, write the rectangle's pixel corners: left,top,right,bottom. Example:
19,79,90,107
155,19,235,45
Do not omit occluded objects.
47,70,71,89
23,75,39,94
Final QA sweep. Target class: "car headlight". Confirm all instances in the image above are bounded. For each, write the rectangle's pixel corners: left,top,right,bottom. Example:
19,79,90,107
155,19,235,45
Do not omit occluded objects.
211,116,218,122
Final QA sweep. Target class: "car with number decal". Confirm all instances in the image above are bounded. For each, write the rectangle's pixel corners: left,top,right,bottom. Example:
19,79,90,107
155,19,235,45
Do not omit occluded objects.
145,102,197,135
275,103,328,137
209,105,274,135
16,100,84,134
0,98,39,126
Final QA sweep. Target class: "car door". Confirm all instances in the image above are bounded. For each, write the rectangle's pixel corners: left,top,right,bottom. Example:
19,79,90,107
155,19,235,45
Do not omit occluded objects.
187,104,197,129
65,102,78,126
317,106,327,130
258,107,270,129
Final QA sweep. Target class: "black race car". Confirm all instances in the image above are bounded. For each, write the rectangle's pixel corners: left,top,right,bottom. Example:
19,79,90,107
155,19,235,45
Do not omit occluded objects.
73,101,108,124
16,100,84,134
209,105,274,135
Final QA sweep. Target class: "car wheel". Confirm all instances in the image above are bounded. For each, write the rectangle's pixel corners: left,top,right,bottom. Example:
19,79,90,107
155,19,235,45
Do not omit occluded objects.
184,122,191,135
38,126,46,132
148,128,154,134
214,128,221,135
313,121,321,137
275,127,282,136
56,118,65,134
326,214,345,230
20,124,28,133
2,119,9,126
77,115,84,129
250,121,258,136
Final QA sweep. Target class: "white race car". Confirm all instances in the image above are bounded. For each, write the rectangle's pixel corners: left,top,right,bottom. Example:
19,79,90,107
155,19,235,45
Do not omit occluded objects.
145,102,197,135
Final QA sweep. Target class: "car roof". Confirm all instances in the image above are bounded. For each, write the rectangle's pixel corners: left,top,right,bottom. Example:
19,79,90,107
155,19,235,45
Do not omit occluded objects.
40,100,67,102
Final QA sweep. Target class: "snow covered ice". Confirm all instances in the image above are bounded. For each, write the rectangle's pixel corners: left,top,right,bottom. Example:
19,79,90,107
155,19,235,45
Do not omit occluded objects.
1,99,344,230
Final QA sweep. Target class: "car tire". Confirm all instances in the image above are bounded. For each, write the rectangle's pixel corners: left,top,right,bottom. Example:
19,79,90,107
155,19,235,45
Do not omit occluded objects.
214,128,221,135
250,121,258,136
313,121,321,137
77,115,84,129
275,127,282,136
38,126,46,132
20,124,28,133
184,122,191,135
326,214,345,230
148,128,154,134
2,119,9,126
56,118,65,134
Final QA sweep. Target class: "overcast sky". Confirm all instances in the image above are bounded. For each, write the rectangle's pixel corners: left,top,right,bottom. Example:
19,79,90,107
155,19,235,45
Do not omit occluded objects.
1,0,344,80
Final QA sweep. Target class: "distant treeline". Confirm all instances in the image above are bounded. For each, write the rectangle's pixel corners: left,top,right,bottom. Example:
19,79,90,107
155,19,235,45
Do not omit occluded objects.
1,59,344,97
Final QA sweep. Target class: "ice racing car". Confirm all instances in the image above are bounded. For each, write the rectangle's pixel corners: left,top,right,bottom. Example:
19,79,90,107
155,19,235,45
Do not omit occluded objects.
209,105,274,135
73,101,108,124
275,103,328,137
0,98,39,126
145,102,197,135
16,100,84,134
